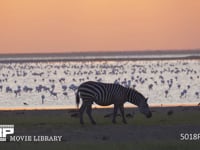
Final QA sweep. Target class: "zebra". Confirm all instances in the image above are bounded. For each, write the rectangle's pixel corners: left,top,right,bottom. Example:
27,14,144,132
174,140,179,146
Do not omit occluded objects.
76,81,152,125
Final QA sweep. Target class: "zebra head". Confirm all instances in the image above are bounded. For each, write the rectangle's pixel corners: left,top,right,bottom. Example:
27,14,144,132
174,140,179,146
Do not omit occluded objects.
138,98,152,118
128,89,152,118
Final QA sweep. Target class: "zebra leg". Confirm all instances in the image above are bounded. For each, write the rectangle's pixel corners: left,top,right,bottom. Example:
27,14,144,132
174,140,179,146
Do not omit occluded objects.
112,104,119,124
86,104,96,125
79,102,87,125
119,104,127,124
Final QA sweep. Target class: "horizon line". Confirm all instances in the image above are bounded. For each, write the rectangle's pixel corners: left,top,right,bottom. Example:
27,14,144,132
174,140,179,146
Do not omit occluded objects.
0,48,200,56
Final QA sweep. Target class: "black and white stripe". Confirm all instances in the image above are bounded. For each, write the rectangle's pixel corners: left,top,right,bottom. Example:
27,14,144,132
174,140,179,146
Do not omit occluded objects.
76,81,152,125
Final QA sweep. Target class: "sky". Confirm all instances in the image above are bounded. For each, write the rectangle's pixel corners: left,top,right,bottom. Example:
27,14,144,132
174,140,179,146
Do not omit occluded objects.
0,0,200,54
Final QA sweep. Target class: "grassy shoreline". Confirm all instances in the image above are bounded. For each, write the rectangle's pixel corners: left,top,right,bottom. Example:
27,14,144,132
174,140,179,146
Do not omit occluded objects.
0,102,199,111
0,106,200,149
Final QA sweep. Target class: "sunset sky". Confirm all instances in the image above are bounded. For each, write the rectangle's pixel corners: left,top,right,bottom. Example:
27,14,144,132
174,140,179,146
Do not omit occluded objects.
0,0,200,54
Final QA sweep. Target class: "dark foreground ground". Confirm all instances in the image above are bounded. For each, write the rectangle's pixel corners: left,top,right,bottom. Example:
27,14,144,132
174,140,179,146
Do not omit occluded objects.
0,106,200,150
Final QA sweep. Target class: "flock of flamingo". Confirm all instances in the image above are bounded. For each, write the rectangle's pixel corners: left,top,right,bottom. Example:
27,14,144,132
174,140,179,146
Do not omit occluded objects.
0,59,199,108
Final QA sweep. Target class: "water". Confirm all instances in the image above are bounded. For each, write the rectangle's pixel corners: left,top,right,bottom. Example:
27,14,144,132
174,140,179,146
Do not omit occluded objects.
1,50,200,62
0,51,200,109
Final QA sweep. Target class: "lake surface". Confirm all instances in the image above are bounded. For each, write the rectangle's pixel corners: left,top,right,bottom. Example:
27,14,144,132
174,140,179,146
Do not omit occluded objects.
0,51,200,109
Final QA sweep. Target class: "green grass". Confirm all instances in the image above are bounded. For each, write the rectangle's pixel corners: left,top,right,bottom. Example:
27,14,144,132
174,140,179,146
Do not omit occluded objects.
90,110,200,126
1,141,200,150
1,110,200,128
0,109,200,149
131,111,200,126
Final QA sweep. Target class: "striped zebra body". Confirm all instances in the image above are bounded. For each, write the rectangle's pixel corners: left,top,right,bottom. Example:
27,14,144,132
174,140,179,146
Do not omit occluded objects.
77,82,128,106
76,81,152,125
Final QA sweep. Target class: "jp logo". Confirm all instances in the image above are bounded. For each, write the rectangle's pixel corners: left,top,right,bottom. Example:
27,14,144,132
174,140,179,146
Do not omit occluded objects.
0,125,14,141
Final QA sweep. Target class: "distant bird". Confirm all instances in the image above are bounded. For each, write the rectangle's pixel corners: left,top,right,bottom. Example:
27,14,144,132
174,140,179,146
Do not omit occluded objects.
62,85,67,91
148,84,153,90
195,92,199,99
6,86,13,93
59,78,65,83
165,90,169,98
50,91,58,99
167,110,173,116
41,95,45,104
69,84,78,91
23,102,28,106
180,89,187,98
63,92,69,99
0,85,3,92
132,84,136,89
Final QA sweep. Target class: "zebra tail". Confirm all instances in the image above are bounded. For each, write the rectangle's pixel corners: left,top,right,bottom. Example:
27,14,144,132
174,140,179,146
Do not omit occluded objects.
76,91,80,109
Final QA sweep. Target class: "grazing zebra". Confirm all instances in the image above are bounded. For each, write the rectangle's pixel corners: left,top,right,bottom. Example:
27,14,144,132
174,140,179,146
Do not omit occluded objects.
76,81,152,125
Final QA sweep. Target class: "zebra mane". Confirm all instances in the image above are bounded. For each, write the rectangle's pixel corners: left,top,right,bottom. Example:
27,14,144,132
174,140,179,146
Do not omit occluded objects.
135,90,145,99
127,88,146,105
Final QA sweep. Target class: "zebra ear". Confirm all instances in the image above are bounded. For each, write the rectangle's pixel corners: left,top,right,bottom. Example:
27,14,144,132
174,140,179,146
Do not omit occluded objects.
145,98,149,102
